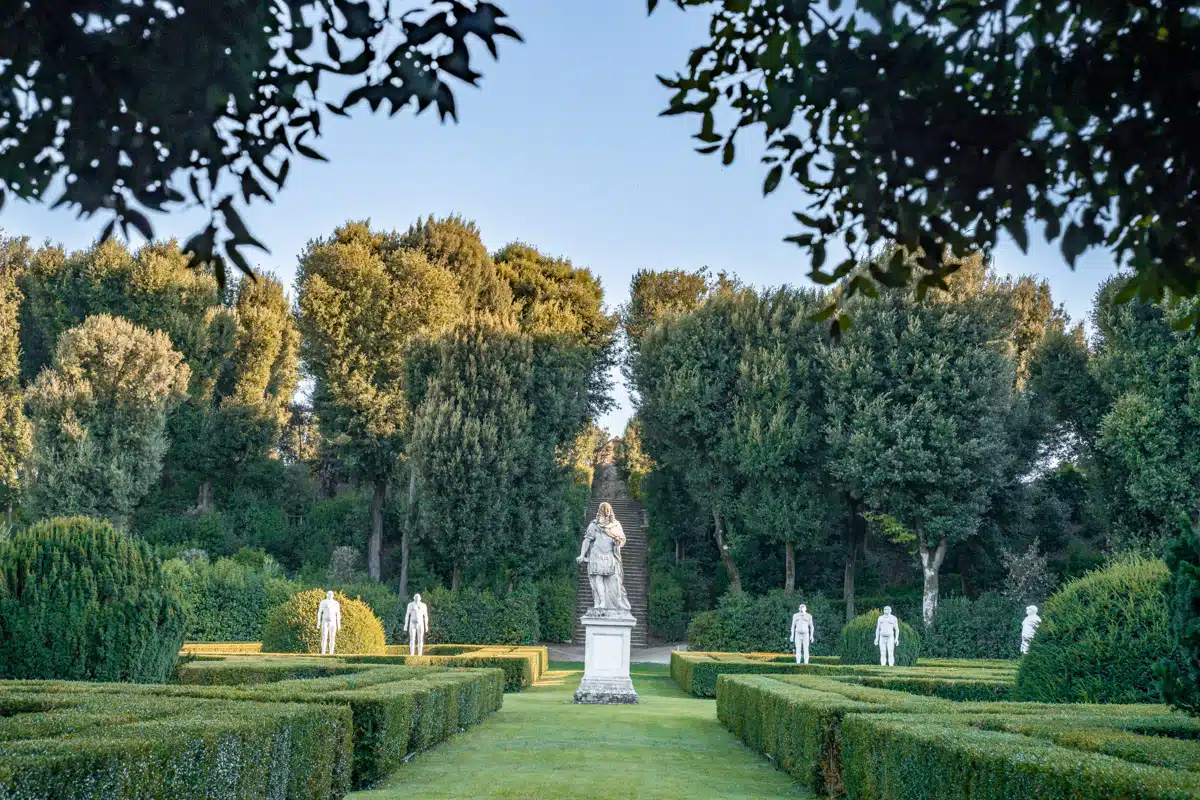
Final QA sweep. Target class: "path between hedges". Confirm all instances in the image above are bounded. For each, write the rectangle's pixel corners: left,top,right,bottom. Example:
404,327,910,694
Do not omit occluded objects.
351,662,808,800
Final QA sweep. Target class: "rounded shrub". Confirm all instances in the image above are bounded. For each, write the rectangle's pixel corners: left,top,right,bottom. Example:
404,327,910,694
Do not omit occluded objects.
537,578,576,643
1015,556,1180,703
0,516,185,682
261,588,386,655
649,574,689,642
837,609,921,666
686,610,726,651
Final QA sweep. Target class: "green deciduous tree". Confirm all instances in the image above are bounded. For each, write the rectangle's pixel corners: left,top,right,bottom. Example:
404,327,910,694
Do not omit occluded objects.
168,272,299,512
1089,279,1200,552
653,0,1200,317
728,288,837,595
0,235,32,521
297,221,464,584
2,2,520,286
826,283,1017,627
25,315,191,526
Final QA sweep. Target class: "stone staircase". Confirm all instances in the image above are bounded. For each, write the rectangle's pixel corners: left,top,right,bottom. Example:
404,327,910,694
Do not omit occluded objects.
573,464,649,647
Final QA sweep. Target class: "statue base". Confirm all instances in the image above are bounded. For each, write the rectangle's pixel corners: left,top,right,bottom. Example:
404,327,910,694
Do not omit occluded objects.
574,610,638,705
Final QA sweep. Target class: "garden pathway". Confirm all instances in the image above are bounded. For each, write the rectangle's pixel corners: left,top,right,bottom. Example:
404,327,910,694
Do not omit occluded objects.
351,662,808,800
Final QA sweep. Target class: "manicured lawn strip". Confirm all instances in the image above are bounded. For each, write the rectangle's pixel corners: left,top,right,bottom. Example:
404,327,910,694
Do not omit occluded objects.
350,662,808,800
717,673,1200,799
671,651,1017,697
7,663,504,789
0,690,352,799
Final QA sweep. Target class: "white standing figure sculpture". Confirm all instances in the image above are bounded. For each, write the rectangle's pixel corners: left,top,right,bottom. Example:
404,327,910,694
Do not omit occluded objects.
1020,605,1041,655
874,606,900,667
317,590,342,655
576,502,631,612
404,593,430,656
790,604,815,664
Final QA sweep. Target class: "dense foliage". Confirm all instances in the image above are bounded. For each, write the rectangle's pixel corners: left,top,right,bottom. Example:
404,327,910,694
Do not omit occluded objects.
1,2,520,286
261,588,386,655
0,237,30,516
0,517,185,682
25,315,190,526
1160,521,1200,713
686,591,841,655
653,0,1200,318
422,585,541,646
837,610,921,666
1016,557,1180,704
921,593,1024,660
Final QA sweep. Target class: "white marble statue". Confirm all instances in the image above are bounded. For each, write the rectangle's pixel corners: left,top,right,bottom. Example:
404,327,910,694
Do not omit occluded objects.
317,590,342,655
874,606,900,667
404,593,431,656
576,502,631,613
1020,604,1041,655
790,604,815,664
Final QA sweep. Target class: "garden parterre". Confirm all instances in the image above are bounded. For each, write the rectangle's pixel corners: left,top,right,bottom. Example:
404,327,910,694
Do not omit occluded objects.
0,659,504,799
717,672,1200,798
180,643,548,692
670,650,1017,698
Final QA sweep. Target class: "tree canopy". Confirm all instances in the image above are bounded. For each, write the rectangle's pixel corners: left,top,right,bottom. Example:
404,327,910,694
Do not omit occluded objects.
653,0,1200,320
1,2,520,286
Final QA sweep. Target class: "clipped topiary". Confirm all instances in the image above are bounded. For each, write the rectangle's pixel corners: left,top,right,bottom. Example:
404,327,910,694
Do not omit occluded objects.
837,609,921,666
261,588,386,655
1016,555,1181,704
0,516,185,682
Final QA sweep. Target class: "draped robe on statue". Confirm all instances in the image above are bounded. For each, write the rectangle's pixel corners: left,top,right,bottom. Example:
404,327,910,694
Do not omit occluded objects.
583,517,631,612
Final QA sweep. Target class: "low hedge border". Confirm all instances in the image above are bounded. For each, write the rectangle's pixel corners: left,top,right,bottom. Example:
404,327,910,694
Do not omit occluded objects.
8,661,504,790
716,673,1200,798
670,651,1017,698
0,690,352,799
181,643,549,692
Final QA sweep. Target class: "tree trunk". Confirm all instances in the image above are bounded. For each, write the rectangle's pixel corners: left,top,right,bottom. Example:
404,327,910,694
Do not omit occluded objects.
5,501,11,527
784,541,796,595
196,480,214,514
712,508,742,593
919,535,949,628
399,467,416,600
368,479,386,583
675,538,682,565
844,501,866,622
451,561,462,591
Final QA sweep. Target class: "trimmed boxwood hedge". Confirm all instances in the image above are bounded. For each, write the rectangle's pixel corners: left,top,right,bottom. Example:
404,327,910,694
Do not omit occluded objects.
262,589,386,655
837,609,921,666
670,651,1016,697
1016,556,1181,704
8,661,504,791
180,642,549,692
0,690,352,799
717,673,1200,798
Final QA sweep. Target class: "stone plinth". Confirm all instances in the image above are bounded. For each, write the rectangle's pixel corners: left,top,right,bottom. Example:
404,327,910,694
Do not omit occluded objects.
574,610,638,704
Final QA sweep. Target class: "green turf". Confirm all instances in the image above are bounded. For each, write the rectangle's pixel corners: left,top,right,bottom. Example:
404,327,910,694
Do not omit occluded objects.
351,661,808,799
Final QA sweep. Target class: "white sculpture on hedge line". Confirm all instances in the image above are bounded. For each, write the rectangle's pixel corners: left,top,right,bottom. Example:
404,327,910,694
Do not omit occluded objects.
404,593,430,656
874,606,900,667
1020,605,1041,655
790,604,815,664
317,590,342,655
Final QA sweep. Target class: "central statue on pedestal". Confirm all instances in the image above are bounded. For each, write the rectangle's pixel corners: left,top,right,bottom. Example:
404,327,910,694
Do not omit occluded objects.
574,501,638,705
577,501,631,614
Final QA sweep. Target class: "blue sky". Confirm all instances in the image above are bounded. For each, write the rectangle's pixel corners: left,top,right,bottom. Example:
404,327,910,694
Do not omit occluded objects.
0,1,1118,434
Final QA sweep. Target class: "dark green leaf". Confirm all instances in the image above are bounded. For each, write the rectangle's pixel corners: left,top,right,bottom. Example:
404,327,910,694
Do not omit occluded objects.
763,165,783,195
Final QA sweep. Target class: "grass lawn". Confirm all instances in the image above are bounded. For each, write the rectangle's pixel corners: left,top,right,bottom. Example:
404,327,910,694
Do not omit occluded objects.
351,661,808,800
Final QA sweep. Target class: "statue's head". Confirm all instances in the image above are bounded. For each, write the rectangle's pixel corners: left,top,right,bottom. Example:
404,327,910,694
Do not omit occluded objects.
325,590,334,600
799,604,807,612
598,502,615,523
1026,605,1038,615
883,606,892,615
414,593,422,603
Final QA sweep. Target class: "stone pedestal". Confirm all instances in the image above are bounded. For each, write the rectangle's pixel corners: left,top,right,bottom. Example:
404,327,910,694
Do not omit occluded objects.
574,611,638,704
